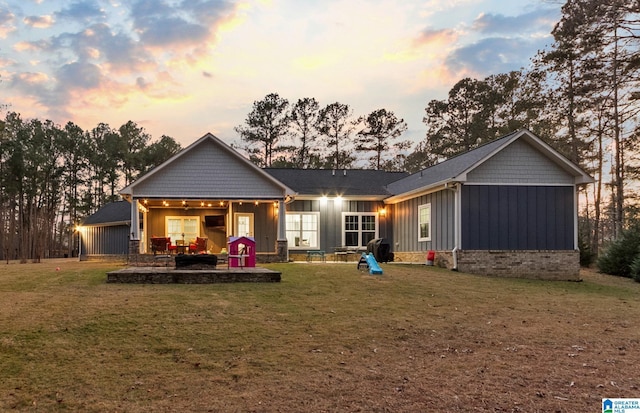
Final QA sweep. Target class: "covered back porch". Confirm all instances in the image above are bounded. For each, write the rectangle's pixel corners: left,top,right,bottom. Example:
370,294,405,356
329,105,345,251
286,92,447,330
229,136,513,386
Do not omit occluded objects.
119,133,295,262
130,197,287,257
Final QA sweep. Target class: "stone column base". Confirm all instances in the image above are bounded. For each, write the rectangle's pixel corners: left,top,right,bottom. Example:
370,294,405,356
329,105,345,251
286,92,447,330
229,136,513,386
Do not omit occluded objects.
276,239,288,262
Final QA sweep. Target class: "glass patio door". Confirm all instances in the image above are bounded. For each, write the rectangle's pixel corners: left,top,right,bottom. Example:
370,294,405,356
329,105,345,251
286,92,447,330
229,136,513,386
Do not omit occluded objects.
234,213,254,237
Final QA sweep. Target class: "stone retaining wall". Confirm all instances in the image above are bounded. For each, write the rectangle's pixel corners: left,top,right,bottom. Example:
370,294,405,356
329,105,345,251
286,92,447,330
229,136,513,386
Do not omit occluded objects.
107,268,281,283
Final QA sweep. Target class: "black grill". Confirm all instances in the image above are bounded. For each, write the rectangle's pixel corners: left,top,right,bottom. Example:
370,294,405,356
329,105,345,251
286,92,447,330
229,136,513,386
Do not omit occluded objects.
366,238,394,263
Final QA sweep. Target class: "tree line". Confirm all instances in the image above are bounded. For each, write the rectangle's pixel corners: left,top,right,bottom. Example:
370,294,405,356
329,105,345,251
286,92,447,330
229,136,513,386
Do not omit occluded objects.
0,114,181,261
234,95,411,171
235,0,640,261
1,0,637,262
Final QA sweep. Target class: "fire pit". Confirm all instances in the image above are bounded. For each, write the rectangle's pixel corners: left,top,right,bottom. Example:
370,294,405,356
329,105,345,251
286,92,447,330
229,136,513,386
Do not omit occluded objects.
174,254,218,269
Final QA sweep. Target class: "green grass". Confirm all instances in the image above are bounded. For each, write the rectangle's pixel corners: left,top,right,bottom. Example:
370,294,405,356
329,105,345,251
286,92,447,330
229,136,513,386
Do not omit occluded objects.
1,260,640,412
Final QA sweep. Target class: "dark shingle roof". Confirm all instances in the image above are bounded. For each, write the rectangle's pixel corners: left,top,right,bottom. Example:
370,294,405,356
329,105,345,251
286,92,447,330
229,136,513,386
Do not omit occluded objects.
82,200,131,226
265,169,409,197
386,130,521,195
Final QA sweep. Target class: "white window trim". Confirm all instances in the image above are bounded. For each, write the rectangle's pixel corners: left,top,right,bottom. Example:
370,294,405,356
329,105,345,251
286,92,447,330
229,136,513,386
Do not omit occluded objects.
286,211,321,250
341,212,379,247
165,216,200,243
233,212,254,237
418,203,431,242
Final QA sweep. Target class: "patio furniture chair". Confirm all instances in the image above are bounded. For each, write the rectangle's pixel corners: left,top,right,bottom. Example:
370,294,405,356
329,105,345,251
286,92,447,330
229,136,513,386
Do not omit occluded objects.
150,237,170,255
190,237,207,254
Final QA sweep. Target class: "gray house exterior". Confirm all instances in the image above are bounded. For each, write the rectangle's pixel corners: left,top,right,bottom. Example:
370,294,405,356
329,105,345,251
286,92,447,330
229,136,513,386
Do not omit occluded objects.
80,200,131,256
265,169,408,260
85,129,592,279
384,129,593,279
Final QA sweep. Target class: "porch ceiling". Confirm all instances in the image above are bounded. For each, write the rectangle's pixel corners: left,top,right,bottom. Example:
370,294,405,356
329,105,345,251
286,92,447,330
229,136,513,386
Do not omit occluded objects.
137,198,279,209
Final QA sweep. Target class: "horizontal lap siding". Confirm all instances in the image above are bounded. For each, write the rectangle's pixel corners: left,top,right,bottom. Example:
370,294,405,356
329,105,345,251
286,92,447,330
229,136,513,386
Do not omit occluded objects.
467,139,574,184
134,140,285,198
461,185,574,250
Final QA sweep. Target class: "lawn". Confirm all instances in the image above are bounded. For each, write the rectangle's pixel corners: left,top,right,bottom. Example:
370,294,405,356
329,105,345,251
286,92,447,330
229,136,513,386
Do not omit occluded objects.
1,259,639,412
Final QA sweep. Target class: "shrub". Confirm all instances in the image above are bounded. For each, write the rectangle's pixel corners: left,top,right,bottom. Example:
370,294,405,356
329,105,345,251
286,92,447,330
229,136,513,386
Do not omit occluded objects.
631,255,640,282
578,235,593,267
597,223,640,278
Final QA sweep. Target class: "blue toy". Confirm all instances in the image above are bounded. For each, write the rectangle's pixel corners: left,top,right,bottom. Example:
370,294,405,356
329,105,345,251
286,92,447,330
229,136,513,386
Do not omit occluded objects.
357,252,383,275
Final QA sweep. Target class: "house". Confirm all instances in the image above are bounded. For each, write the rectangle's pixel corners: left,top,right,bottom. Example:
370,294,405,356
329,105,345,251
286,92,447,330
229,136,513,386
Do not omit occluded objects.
118,133,294,261
264,168,408,259
383,129,593,279
79,200,131,257
85,129,592,280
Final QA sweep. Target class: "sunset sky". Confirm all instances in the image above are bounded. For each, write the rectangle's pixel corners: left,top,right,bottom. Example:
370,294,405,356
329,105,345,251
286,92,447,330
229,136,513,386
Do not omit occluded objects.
0,0,561,148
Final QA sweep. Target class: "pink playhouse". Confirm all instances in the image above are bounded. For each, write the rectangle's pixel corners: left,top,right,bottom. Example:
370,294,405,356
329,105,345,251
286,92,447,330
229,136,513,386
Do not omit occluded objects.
227,236,256,268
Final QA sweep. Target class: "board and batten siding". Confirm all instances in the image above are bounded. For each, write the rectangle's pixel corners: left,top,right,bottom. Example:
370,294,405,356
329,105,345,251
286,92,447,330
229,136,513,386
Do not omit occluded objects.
233,203,274,252
287,199,390,251
132,139,285,198
461,185,575,250
392,189,455,252
82,225,131,255
467,139,574,184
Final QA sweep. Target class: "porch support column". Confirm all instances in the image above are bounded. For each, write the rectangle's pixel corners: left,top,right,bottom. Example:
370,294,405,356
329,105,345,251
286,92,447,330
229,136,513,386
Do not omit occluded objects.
276,199,288,262
129,199,141,258
130,199,140,240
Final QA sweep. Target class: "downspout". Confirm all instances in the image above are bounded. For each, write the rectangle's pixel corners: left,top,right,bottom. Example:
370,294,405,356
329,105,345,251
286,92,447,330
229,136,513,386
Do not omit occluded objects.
452,183,461,271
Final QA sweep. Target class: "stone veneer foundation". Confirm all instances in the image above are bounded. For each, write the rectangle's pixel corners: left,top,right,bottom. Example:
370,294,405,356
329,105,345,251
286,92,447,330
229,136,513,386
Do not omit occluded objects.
393,250,581,281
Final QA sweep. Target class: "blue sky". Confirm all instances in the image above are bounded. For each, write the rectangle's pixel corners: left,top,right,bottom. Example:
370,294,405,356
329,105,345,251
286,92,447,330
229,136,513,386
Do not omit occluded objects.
0,0,561,148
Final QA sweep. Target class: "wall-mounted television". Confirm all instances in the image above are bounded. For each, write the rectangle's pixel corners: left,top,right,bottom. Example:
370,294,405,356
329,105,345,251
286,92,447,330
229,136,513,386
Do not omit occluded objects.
204,215,225,227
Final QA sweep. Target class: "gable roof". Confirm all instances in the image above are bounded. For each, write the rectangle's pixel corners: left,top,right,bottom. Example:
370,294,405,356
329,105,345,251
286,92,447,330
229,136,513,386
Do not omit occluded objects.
265,169,409,199
82,200,130,226
385,129,594,203
120,133,294,199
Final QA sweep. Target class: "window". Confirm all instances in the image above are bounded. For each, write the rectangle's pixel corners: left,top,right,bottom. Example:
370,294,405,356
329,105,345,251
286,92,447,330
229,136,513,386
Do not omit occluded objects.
286,212,319,249
234,213,254,237
418,203,431,242
166,216,199,243
342,213,378,247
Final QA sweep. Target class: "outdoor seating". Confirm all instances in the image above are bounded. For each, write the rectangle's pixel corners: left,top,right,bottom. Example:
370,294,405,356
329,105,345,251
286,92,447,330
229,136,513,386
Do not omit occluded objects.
334,246,364,261
150,237,171,255
190,237,208,254
306,250,326,262
175,239,188,254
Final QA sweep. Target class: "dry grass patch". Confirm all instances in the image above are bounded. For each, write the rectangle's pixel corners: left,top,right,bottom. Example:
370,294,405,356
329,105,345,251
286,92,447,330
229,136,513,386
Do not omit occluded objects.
1,260,639,412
